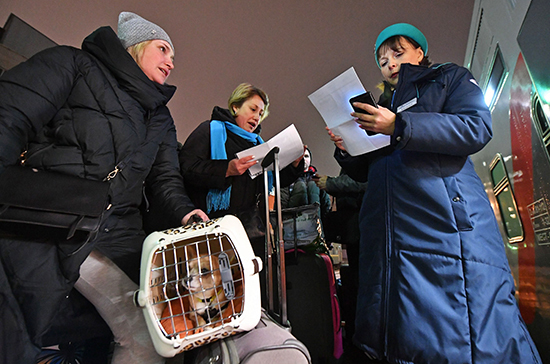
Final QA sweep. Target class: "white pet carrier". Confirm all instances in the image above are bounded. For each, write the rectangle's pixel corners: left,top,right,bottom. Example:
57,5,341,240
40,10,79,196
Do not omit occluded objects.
134,215,263,357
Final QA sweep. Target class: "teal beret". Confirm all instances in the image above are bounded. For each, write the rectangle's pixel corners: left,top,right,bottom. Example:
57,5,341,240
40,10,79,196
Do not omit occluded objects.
374,23,428,68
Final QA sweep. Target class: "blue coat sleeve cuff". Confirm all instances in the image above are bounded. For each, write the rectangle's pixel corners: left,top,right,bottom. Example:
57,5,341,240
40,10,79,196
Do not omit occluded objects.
391,113,407,149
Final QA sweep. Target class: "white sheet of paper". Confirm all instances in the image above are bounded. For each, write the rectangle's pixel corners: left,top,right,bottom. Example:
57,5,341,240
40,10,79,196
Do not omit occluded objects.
236,124,304,179
308,67,390,156
331,120,392,156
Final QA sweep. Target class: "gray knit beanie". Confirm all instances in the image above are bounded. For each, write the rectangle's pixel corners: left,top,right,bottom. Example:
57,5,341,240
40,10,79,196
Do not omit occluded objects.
117,11,174,51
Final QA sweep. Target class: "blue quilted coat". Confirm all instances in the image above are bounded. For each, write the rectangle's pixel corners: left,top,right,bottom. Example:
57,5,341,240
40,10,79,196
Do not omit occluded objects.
336,63,541,363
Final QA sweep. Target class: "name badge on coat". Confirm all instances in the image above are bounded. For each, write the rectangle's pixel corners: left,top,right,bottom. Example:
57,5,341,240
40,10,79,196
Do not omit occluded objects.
397,98,417,113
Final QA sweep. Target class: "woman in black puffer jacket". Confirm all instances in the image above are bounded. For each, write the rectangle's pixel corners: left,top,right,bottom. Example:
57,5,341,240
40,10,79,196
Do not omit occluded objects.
0,12,207,363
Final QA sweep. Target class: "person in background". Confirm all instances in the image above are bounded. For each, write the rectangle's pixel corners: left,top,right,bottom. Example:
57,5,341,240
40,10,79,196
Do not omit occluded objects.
179,83,303,302
328,23,541,363
0,12,207,363
281,147,331,219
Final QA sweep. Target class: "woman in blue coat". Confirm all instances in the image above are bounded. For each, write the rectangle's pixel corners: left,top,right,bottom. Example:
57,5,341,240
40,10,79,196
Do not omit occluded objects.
331,23,541,363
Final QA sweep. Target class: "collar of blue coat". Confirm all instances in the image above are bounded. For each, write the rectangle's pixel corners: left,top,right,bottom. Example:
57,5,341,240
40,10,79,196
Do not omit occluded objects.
391,62,456,109
397,62,454,84
207,120,271,213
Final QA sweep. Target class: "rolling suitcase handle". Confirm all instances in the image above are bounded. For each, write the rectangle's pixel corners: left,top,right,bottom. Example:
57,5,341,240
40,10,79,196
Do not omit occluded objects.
262,148,276,316
261,147,288,327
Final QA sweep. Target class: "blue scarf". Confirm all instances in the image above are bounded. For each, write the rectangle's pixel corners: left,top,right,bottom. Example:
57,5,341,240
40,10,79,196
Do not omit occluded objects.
207,120,273,213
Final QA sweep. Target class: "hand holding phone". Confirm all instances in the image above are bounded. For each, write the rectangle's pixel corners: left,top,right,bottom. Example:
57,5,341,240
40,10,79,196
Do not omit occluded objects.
349,91,378,113
349,91,378,135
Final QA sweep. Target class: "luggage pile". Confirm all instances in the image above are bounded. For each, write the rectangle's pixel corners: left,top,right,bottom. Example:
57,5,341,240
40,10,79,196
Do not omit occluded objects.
139,147,343,363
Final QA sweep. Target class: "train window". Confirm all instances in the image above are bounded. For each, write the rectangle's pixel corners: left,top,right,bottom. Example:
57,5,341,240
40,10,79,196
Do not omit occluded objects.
490,153,524,243
534,97,549,133
484,45,507,110
532,94,550,158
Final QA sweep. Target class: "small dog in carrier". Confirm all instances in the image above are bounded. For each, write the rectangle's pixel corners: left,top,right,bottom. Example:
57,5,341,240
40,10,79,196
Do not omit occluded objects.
181,247,229,328
134,215,262,357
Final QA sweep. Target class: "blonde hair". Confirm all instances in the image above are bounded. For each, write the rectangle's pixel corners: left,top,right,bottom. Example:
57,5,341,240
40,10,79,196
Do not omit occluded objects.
126,40,153,68
228,83,270,122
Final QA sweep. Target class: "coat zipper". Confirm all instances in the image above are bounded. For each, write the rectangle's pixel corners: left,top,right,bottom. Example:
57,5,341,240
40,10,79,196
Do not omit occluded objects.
383,75,405,358
382,64,444,359
382,157,391,359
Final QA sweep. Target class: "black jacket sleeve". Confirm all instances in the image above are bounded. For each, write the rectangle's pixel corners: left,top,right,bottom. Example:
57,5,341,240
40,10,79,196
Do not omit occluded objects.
145,108,196,227
325,173,368,197
180,121,230,191
0,46,79,172
333,148,370,183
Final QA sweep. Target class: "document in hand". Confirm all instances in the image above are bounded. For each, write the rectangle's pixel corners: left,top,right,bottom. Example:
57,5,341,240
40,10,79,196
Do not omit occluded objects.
236,124,304,179
308,67,390,156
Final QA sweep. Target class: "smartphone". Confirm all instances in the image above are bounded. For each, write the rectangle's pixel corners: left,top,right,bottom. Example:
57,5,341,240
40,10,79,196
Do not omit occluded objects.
349,91,378,113
349,91,378,135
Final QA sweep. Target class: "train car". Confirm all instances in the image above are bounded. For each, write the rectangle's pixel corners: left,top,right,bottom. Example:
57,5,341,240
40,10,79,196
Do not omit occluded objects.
464,0,550,361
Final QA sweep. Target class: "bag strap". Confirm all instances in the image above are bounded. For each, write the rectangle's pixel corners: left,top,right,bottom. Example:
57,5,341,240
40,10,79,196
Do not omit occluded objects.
67,215,86,240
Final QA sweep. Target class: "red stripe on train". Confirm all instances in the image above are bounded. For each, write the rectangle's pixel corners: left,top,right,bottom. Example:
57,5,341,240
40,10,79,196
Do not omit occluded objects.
510,53,537,323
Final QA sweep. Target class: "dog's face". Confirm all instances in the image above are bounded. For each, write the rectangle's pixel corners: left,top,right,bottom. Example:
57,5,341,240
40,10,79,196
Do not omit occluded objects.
181,248,226,324
182,251,221,294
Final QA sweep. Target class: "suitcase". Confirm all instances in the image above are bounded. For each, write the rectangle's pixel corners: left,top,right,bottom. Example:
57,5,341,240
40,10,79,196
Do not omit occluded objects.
285,250,343,364
134,215,263,357
266,149,343,364
183,309,311,364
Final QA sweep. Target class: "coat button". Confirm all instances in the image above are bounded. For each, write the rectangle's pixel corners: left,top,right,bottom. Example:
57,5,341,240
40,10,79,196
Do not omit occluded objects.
396,136,402,142
104,228,110,233
452,196,460,202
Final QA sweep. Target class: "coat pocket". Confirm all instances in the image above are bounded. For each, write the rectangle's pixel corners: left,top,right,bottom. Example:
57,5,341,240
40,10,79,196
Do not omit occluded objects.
443,176,473,231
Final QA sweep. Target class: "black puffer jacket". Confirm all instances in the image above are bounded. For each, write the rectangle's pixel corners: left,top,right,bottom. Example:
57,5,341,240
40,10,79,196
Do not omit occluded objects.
0,26,195,359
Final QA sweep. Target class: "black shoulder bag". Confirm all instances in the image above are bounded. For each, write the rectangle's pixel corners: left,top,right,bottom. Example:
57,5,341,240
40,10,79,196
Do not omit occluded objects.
0,166,111,242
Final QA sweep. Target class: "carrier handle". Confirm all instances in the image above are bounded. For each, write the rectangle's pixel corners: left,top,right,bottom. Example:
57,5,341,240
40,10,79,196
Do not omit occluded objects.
187,214,204,224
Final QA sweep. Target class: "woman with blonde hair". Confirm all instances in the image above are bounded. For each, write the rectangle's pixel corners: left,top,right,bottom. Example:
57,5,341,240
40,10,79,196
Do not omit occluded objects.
180,83,303,302
0,11,207,363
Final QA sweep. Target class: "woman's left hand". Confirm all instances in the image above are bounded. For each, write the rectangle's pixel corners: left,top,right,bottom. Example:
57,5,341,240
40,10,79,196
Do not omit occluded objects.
181,209,209,225
351,102,396,135
226,156,257,177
